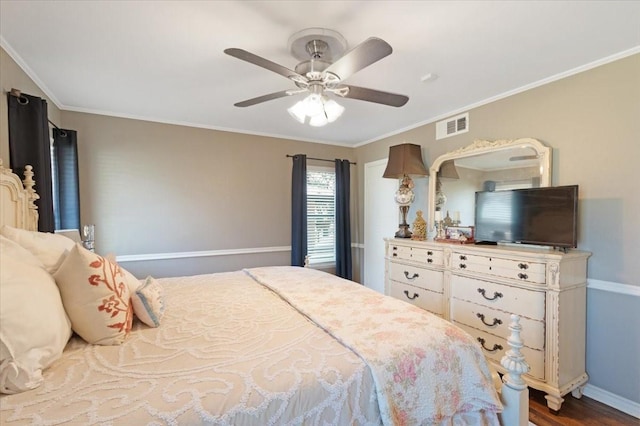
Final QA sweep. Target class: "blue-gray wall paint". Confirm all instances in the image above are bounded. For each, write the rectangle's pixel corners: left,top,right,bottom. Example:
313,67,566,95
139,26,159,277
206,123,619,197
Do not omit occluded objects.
586,287,640,403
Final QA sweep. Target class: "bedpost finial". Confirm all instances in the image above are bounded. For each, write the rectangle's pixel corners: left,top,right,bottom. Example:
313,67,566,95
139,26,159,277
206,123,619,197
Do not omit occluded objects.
501,314,530,390
499,314,530,426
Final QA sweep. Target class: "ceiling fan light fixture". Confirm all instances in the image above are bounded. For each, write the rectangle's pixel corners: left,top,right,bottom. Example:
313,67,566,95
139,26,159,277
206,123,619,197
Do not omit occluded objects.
323,98,344,123
288,100,307,123
287,94,344,127
309,113,329,127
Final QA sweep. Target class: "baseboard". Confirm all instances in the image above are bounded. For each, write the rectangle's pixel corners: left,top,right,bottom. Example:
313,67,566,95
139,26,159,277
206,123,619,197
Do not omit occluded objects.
583,384,640,419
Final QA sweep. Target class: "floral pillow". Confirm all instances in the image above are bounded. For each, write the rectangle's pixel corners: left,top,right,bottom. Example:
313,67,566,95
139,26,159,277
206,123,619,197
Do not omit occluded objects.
131,276,165,327
53,244,134,345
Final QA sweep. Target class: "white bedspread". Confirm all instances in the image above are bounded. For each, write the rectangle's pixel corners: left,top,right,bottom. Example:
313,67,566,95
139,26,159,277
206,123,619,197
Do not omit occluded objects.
1,267,502,425
1,271,380,425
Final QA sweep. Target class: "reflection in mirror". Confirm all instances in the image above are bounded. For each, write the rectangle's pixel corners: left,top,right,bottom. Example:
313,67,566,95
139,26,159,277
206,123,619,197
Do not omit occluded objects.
427,138,551,235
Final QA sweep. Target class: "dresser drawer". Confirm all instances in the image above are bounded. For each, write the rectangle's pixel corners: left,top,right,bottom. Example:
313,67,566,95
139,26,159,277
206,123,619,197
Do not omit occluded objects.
389,281,444,316
451,275,545,321
389,244,443,266
453,252,546,284
450,298,545,350
389,262,443,293
455,322,545,380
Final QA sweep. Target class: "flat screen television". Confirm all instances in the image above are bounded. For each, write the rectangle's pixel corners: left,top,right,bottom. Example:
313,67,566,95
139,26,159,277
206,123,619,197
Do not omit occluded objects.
474,185,578,248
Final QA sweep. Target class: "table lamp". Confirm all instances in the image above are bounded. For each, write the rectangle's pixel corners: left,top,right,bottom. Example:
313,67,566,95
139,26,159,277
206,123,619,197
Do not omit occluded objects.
382,143,429,238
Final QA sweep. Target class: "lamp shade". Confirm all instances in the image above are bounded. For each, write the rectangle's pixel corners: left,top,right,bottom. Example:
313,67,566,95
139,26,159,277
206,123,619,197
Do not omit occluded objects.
439,160,459,179
382,143,429,178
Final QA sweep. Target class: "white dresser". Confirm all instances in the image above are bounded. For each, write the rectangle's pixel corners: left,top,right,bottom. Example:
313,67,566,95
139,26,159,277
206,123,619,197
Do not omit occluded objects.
385,238,591,411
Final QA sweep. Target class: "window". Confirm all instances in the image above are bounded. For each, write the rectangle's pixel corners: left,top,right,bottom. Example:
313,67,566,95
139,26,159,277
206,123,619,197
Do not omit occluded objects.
50,130,80,231
306,166,335,265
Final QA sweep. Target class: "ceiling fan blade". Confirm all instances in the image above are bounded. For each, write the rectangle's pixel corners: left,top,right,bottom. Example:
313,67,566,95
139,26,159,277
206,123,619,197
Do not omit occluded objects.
337,85,409,107
234,90,292,107
224,48,307,84
510,155,539,161
325,38,392,81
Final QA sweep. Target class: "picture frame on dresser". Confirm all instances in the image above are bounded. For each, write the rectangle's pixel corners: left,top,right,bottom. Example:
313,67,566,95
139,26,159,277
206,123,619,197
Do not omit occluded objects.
445,226,474,242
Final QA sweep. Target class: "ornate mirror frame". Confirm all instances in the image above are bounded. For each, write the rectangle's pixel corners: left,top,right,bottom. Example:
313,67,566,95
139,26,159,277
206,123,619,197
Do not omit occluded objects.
427,138,552,232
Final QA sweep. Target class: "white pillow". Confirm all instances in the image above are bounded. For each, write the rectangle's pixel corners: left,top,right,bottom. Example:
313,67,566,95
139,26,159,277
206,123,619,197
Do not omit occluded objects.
53,244,134,345
131,276,165,327
0,225,75,273
0,256,72,394
0,235,44,268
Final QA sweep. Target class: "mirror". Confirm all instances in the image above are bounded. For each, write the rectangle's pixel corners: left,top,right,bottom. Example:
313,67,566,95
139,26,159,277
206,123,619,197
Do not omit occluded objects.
427,138,551,235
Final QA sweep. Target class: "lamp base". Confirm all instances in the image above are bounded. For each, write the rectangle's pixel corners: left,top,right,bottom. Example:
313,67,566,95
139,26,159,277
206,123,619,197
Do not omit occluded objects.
395,204,413,238
395,224,412,238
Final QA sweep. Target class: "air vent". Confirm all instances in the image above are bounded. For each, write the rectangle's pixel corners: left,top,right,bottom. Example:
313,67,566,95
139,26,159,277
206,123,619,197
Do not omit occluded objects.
436,112,469,140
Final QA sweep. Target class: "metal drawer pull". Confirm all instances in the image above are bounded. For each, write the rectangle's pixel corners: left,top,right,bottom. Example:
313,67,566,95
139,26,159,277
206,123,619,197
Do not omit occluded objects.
404,271,419,280
459,255,467,260
477,337,503,352
518,263,529,270
477,313,503,327
392,253,397,257
403,290,419,300
477,288,503,300
427,251,433,255
427,258,433,264
459,263,467,269
518,273,528,280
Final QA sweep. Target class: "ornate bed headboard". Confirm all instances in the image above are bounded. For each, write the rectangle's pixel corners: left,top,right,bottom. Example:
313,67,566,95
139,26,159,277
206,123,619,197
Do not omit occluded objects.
0,159,39,231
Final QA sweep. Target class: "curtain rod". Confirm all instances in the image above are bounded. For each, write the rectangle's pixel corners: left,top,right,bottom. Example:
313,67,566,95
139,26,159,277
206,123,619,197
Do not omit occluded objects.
286,154,356,165
10,88,67,136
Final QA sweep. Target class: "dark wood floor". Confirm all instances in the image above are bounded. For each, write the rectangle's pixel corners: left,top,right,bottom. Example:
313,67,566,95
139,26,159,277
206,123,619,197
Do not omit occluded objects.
529,389,639,425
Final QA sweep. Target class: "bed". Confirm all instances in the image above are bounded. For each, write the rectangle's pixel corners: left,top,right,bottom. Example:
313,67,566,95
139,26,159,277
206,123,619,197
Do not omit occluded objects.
0,159,529,425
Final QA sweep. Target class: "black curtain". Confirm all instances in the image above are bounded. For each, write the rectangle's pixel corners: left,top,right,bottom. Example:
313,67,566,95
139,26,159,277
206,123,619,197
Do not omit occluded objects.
335,159,352,279
7,92,54,232
291,154,307,266
52,128,80,230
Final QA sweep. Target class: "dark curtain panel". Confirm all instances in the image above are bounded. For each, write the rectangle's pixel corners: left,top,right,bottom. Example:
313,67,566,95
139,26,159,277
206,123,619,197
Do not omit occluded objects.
335,159,352,280
291,154,307,266
7,92,54,232
52,128,80,230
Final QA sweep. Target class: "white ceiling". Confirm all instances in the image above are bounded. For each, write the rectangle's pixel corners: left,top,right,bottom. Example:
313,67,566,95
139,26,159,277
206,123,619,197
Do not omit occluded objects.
1,1,639,147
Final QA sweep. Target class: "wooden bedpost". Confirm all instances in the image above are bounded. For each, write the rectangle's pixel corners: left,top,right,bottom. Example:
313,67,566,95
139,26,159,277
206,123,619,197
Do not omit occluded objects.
499,315,530,426
22,165,40,231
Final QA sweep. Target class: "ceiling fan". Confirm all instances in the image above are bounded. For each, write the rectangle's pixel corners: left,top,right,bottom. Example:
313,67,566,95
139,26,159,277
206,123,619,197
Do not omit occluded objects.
224,28,409,126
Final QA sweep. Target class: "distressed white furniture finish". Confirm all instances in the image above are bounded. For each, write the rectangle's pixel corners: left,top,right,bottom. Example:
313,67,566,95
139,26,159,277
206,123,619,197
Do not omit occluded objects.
0,159,39,231
385,238,590,411
387,244,446,316
500,315,531,426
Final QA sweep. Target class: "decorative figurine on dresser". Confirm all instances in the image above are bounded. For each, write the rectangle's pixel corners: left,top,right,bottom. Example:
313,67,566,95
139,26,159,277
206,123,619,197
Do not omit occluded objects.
411,210,427,241
384,138,591,412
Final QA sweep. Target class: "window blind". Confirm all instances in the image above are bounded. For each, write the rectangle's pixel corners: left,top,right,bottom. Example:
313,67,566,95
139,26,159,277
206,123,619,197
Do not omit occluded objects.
306,168,335,264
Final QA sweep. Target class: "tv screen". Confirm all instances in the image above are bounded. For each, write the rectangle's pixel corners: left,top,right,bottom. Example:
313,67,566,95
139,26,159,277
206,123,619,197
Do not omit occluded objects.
474,185,578,248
